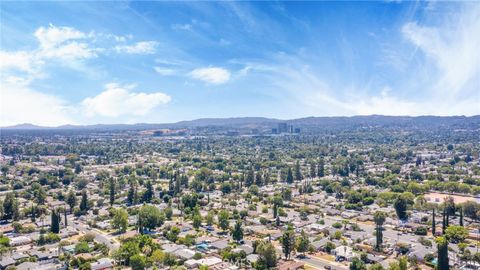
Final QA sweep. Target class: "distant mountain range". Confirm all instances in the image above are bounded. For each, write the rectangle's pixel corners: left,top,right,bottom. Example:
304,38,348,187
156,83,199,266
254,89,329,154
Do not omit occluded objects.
2,115,480,131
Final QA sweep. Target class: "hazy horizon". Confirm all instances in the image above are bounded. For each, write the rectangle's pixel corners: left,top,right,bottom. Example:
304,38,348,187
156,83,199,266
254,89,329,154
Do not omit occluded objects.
2,114,479,129
1,1,479,126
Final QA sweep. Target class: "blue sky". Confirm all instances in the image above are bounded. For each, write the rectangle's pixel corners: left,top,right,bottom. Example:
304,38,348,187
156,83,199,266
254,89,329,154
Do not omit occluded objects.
1,1,479,126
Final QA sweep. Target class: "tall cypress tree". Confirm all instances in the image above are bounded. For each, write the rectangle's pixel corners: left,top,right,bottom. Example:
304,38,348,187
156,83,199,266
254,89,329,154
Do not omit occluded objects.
310,163,316,178
286,167,294,184
255,171,263,186
109,177,116,206
127,183,136,205
459,207,464,227
79,190,88,213
294,160,303,181
374,211,386,252
174,171,181,195
432,208,436,236
50,209,60,233
436,236,449,270
317,158,325,177
143,180,153,203
231,220,244,242
442,208,447,234
281,227,296,260
31,203,36,222
64,207,68,227
246,167,254,187
264,172,270,186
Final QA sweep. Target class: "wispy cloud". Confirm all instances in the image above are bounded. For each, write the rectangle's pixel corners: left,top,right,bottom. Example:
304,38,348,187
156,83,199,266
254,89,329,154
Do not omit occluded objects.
114,41,158,54
402,4,480,99
189,67,231,85
171,23,193,31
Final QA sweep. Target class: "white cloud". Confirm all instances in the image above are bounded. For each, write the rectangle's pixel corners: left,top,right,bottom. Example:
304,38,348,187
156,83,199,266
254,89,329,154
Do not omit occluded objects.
0,51,35,73
81,83,171,118
0,83,74,127
189,67,231,84
0,24,170,126
114,41,158,54
402,4,480,98
34,24,97,61
34,25,87,49
1,24,97,85
154,67,176,76
39,41,97,60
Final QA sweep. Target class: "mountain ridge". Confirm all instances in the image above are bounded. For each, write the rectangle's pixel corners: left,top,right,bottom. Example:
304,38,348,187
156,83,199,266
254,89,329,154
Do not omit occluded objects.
2,115,479,130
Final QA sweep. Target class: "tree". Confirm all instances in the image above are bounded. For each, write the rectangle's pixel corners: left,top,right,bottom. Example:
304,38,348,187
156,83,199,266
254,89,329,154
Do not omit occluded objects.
350,257,367,270
369,264,384,270
221,182,232,194
33,185,47,205
113,240,141,265
374,211,386,251
75,241,90,254
286,167,294,184
109,178,116,206
218,210,230,231
127,183,137,205
112,208,128,233
206,211,214,226
66,190,76,213
387,256,408,270
459,206,464,227
282,188,292,201
174,172,181,195
294,160,303,181
231,220,244,242
255,172,263,186
193,214,202,229
50,208,60,233
138,205,164,232
256,241,277,269
64,208,68,227
462,201,480,220
444,196,456,227
130,254,146,270
3,192,19,220
246,167,254,187
272,195,283,218
310,163,316,178
79,190,89,213
142,181,154,203
31,203,36,222
432,208,436,236
0,165,8,177
442,208,447,234
318,158,325,177
281,227,296,260
296,230,310,255
445,225,468,243
399,256,408,270
394,196,408,221
264,172,270,186
436,236,449,270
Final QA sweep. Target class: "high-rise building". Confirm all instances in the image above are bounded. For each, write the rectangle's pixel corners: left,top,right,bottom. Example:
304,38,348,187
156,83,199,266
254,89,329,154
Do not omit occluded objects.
278,123,288,133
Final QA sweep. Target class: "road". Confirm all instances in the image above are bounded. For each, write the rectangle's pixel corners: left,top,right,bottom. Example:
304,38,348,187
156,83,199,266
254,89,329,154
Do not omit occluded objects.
299,256,349,270
68,215,120,250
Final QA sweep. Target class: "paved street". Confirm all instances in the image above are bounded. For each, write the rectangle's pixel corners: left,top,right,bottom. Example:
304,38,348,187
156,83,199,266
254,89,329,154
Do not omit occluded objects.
299,256,349,270
68,215,120,250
